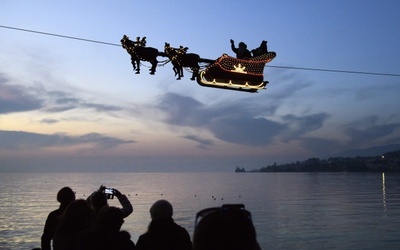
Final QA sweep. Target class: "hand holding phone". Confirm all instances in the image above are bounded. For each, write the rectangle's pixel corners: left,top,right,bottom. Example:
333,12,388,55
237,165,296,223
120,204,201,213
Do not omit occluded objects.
104,188,114,199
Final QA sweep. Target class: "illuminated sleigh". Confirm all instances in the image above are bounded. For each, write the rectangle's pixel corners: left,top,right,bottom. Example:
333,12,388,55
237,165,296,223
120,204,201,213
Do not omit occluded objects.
196,52,276,93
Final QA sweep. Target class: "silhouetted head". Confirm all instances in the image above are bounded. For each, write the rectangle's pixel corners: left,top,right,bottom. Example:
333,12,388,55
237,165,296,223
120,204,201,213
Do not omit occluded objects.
57,187,75,205
95,206,124,234
58,199,93,233
121,35,129,48
193,204,260,250
150,200,173,220
238,42,247,48
91,191,108,213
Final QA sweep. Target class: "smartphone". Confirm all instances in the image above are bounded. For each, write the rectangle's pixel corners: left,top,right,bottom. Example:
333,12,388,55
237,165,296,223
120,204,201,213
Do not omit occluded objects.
104,188,114,199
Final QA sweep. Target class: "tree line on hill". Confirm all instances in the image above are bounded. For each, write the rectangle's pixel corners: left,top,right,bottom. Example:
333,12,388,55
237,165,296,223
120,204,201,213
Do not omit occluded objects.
235,150,400,173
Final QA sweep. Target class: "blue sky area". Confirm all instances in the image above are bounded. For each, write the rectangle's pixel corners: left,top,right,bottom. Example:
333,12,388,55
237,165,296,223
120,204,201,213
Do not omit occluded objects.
1,1,399,172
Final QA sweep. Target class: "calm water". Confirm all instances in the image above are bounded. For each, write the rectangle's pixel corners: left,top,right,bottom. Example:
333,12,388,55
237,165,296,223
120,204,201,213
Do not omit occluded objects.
0,172,399,250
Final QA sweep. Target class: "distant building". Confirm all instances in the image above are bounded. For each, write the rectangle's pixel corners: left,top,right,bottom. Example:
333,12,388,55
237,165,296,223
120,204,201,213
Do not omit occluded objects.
235,167,246,172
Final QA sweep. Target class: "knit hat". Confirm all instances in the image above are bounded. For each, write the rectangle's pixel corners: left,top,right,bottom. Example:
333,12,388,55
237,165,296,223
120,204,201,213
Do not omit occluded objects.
150,200,173,220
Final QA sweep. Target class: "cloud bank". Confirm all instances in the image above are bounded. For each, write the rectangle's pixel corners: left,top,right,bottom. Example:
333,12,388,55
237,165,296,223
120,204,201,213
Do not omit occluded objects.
0,130,135,151
0,74,122,116
0,74,43,113
155,92,400,157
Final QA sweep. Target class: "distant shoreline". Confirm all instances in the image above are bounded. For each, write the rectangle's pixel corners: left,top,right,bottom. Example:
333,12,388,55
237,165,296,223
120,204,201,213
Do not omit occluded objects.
236,150,400,173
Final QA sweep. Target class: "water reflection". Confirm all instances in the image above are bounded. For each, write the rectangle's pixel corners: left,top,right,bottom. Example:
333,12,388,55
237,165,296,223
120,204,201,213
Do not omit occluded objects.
382,172,387,215
1,173,400,249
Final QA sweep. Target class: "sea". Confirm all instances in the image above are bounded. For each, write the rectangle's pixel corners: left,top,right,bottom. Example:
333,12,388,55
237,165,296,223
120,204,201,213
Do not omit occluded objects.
0,172,399,250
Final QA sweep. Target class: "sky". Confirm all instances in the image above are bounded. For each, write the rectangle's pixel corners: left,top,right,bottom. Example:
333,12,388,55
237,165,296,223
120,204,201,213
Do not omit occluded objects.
1,0,400,172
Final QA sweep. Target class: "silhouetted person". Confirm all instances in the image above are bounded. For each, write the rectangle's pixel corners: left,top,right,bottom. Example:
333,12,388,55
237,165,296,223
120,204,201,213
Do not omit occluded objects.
53,199,93,250
251,40,268,57
87,185,133,220
41,187,75,250
193,204,261,250
230,39,251,59
136,200,192,250
78,206,136,250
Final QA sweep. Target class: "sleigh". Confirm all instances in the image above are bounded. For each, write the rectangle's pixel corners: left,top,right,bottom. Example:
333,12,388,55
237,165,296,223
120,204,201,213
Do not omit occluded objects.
121,34,278,93
196,52,276,93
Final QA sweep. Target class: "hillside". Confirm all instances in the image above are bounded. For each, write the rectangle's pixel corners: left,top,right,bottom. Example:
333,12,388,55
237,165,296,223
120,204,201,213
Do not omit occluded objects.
254,150,400,172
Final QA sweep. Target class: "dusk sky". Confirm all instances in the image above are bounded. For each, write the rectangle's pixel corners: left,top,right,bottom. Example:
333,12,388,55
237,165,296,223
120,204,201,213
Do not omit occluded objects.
1,1,399,172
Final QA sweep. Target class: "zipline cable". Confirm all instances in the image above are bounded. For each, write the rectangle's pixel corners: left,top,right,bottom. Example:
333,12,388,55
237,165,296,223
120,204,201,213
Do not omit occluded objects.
0,25,120,47
265,65,400,77
1,24,400,77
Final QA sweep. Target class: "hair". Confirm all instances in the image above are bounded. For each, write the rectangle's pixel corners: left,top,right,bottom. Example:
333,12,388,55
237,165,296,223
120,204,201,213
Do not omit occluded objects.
150,200,173,220
94,206,124,234
57,199,93,234
90,191,108,213
57,187,75,205
86,206,126,250
193,209,260,250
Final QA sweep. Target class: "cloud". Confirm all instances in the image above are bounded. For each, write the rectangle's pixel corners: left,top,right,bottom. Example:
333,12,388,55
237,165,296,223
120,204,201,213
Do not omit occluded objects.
209,115,285,146
43,91,80,112
81,102,122,112
297,115,400,156
280,113,330,141
0,130,135,150
181,135,214,149
156,93,314,146
44,90,122,113
157,93,205,126
0,75,122,116
40,118,59,124
156,91,398,154
265,69,314,99
0,75,43,114
342,116,400,148
154,91,400,159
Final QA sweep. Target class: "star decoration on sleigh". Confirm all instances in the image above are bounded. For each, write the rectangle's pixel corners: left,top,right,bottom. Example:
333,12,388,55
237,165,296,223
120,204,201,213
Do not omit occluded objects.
232,63,247,74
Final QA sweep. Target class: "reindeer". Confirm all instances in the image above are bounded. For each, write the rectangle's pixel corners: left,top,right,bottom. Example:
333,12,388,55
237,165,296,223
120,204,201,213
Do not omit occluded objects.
164,43,200,80
121,35,159,75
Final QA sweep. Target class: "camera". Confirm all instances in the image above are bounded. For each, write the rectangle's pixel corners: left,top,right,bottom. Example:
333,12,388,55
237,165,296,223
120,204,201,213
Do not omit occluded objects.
104,188,114,199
